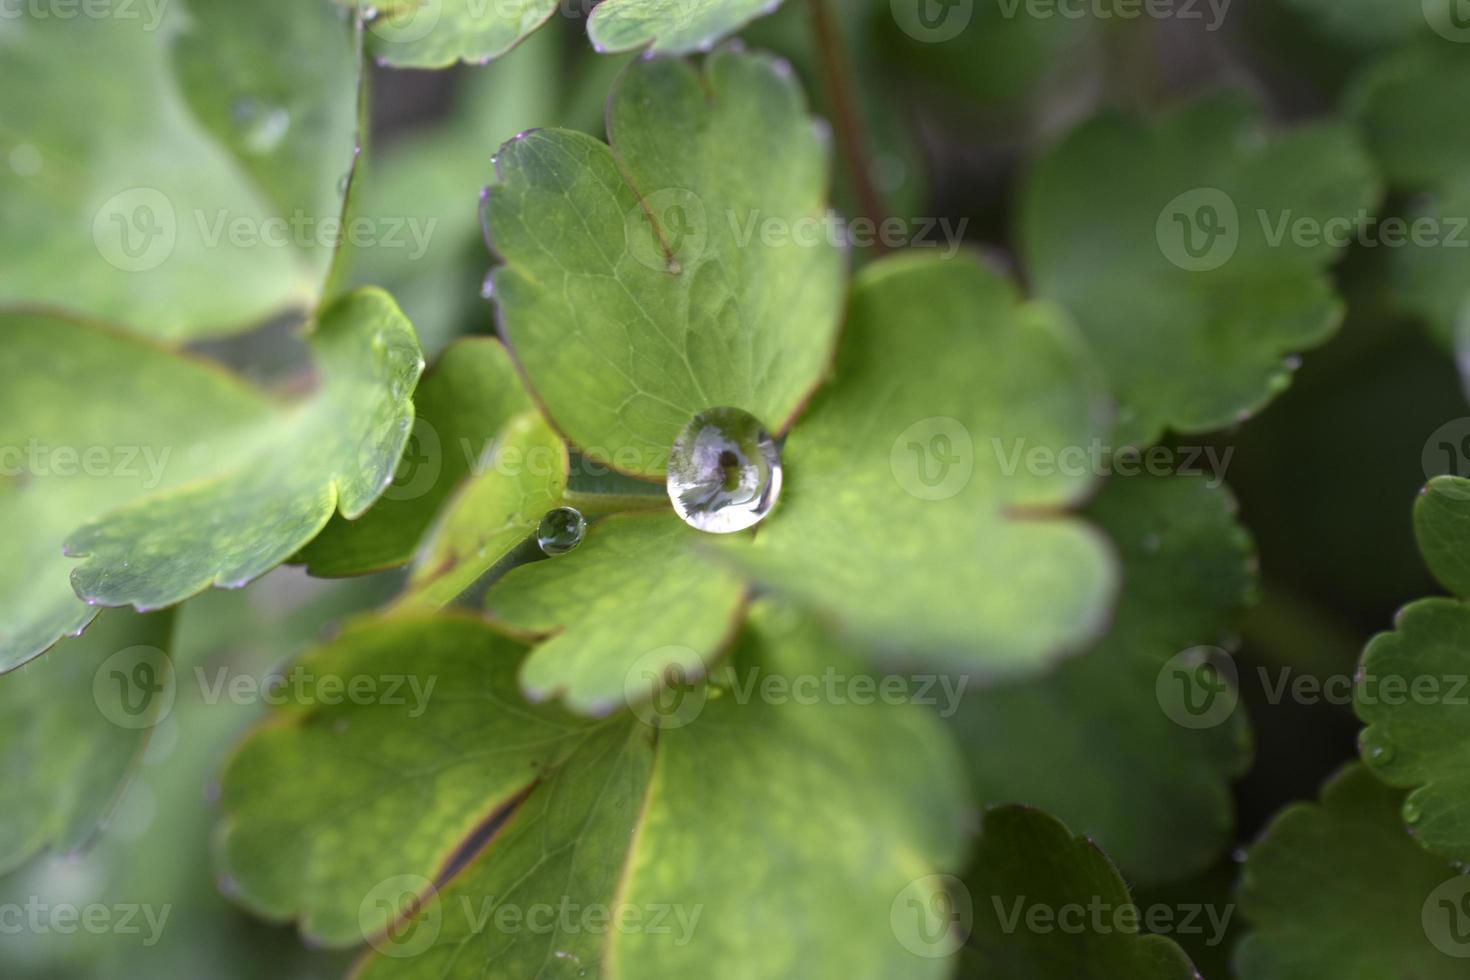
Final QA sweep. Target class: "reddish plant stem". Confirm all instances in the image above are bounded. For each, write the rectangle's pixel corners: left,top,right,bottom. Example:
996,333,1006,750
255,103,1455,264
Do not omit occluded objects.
807,0,890,242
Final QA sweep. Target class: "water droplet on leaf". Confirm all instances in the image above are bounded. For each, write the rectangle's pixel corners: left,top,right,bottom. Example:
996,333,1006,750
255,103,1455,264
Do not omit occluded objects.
537,507,587,556
231,98,290,155
667,407,782,534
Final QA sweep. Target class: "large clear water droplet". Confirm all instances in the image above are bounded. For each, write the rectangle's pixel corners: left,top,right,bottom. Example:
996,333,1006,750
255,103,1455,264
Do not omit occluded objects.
667,407,782,534
537,507,586,556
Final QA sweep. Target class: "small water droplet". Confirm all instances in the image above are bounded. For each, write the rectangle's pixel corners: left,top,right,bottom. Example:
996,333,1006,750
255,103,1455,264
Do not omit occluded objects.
337,172,352,195
1405,799,1423,824
481,271,496,299
231,98,290,155
1231,847,1248,863
1362,730,1396,765
537,507,587,556
667,407,782,534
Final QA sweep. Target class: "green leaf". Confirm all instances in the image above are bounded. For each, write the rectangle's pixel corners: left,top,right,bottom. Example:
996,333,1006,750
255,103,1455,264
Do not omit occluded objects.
1414,476,1470,599
484,47,845,479
213,601,967,977
347,0,558,69
485,512,748,713
1022,94,1378,446
0,314,272,669
951,473,1255,883
0,575,379,978
297,338,535,578
0,0,361,340
1235,763,1467,979
588,0,789,55
0,289,421,670
395,410,569,609
1348,43,1470,344
958,805,1200,978
0,609,174,875
727,251,1117,675
1355,594,1470,862
214,612,591,944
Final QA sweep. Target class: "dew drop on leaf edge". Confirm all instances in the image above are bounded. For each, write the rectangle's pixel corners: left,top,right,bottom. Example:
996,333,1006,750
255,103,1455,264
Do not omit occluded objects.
667,407,782,534
537,506,587,556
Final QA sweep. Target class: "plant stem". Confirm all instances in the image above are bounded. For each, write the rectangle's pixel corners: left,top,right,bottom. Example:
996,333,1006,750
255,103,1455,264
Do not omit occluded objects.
807,0,889,238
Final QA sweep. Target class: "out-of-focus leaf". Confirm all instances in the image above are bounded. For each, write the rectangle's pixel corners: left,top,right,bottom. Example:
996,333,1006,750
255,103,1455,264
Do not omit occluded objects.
484,48,844,479
727,252,1117,676
0,0,361,339
952,474,1255,883
0,570,381,979
588,0,789,54
1022,94,1378,445
0,609,174,875
0,289,421,670
1235,764,1466,979
958,805,1200,978
1348,43,1470,344
347,0,558,69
